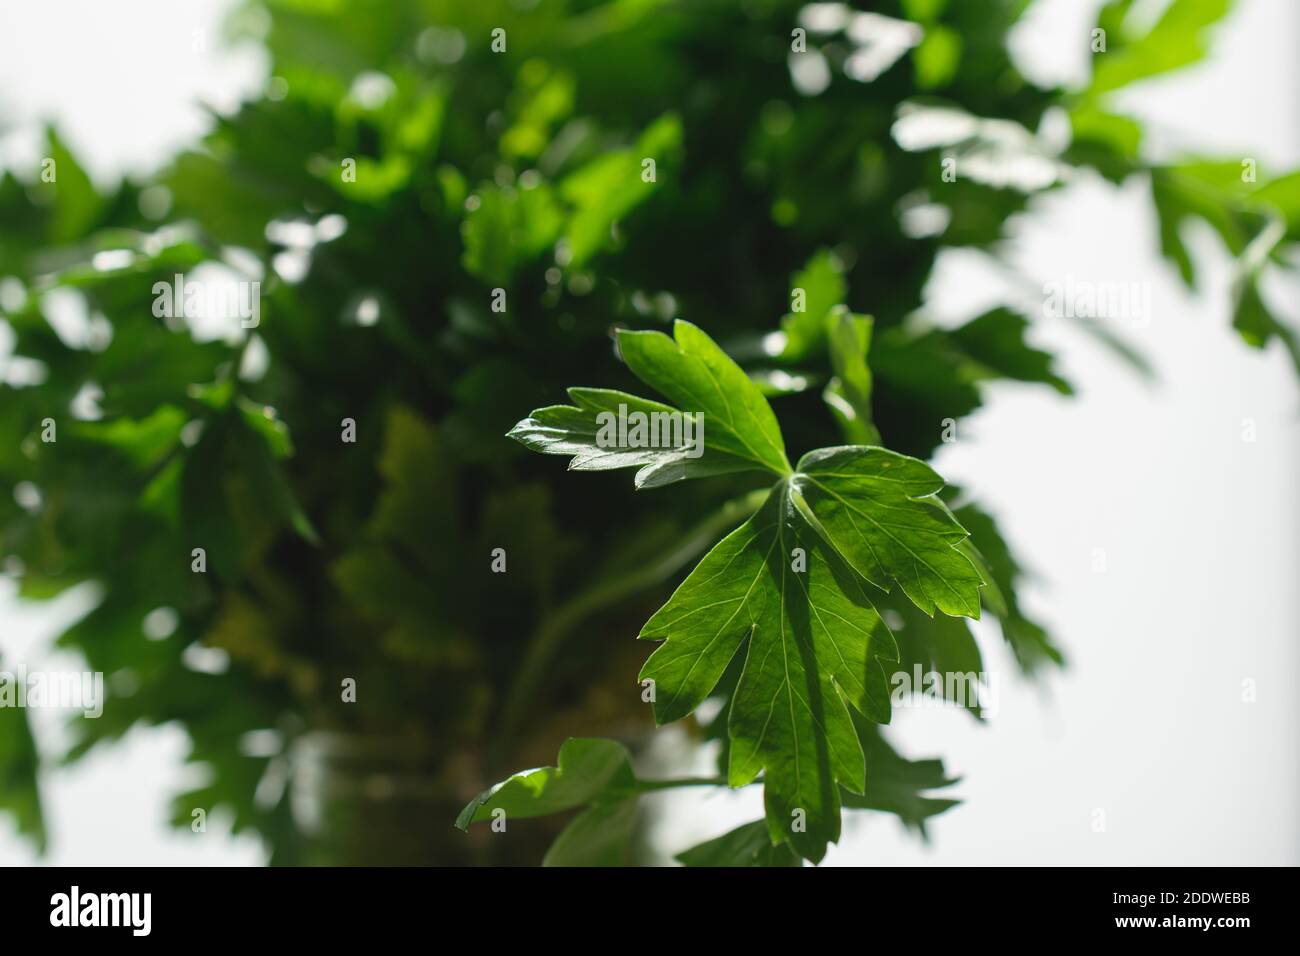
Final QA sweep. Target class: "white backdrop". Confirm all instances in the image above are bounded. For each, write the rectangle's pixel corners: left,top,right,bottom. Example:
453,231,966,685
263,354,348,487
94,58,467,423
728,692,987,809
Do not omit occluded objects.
1,0,1296,865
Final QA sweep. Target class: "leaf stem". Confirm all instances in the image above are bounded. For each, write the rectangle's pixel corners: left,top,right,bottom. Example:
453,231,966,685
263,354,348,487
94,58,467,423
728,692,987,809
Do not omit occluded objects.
490,487,769,769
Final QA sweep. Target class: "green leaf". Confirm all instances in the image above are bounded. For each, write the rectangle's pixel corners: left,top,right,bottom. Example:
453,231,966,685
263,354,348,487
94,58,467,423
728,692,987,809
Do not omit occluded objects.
510,321,982,861
542,798,639,867
188,379,236,411
1230,215,1300,371
1251,171,1300,241
370,406,459,555
912,24,961,89
180,413,318,573
461,180,564,285
951,309,1072,394
509,320,790,488
500,61,575,162
824,310,882,445
235,414,318,545
869,325,984,457
890,600,985,718
455,737,636,830
0,704,46,853
779,250,847,361
861,308,1071,458
1150,166,1300,372
676,820,802,867
797,446,984,618
1069,105,1143,164
69,405,187,469
333,406,462,627
236,397,294,459
1151,165,1251,287
559,113,681,267
841,719,960,835
616,320,791,475
507,387,758,489
455,739,644,867
45,127,102,243
954,499,1063,674
139,455,184,526
639,479,900,862
1088,0,1233,97
1232,277,1300,375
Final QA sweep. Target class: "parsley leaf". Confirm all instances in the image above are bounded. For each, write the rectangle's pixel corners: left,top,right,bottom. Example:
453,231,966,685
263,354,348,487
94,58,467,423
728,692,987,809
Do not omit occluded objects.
506,320,982,861
640,478,899,861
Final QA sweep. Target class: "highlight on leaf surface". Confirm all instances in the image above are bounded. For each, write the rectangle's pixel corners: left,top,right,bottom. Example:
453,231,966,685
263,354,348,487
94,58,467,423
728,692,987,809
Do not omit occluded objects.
506,387,757,489
615,320,791,475
639,478,900,862
675,820,803,867
508,320,792,483
504,319,984,862
796,446,984,618
455,737,640,867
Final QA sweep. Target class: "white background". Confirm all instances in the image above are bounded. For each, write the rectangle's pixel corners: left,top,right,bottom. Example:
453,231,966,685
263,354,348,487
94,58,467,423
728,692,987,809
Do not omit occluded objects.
0,0,1296,865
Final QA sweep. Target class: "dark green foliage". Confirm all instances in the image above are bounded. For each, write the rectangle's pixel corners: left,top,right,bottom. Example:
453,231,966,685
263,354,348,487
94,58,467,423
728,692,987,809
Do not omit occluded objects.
2,0,1295,864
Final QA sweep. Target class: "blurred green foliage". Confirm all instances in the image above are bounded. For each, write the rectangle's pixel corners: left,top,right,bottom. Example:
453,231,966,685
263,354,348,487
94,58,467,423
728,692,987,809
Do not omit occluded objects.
0,0,1296,863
